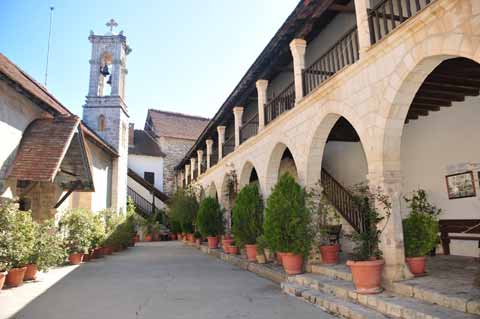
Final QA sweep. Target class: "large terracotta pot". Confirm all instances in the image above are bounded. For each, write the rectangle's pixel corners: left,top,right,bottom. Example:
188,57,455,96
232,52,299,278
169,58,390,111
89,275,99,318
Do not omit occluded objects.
134,234,140,242
245,244,257,262
24,264,38,281
207,236,218,249
346,259,384,294
277,252,287,265
282,253,303,275
406,256,426,276
222,239,234,252
228,245,239,255
6,267,27,287
188,234,195,243
69,253,84,265
144,235,152,242
171,233,177,240
0,271,6,290
93,247,104,258
320,245,339,264
105,247,113,255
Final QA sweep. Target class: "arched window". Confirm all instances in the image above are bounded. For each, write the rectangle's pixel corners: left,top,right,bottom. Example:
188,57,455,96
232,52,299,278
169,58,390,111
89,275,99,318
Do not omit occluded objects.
98,115,106,132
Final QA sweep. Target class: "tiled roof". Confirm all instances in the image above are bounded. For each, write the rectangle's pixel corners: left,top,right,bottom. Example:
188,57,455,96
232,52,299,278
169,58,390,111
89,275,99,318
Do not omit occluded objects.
147,109,209,140
8,115,81,182
129,130,165,157
0,53,118,157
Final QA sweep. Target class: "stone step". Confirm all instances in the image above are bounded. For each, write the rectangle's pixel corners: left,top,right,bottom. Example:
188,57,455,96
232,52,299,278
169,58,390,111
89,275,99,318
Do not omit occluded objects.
288,274,480,319
309,263,352,281
282,282,390,319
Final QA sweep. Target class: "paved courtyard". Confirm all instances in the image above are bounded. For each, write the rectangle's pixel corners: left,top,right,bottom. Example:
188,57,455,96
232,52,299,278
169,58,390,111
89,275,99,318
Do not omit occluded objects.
2,242,334,319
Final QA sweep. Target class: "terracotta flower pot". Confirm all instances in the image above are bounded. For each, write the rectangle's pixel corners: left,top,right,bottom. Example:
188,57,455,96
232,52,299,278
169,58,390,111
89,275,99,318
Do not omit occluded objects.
222,239,234,252
6,267,27,287
406,256,426,276
144,235,152,242
69,253,84,265
24,264,38,281
134,234,140,242
93,247,104,258
347,259,384,294
83,253,91,262
245,244,257,262
320,245,339,264
228,245,239,255
189,234,195,243
0,271,6,290
207,236,218,249
105,247,114,255
282,253,303,275
276,252,287,265
171,233,177,240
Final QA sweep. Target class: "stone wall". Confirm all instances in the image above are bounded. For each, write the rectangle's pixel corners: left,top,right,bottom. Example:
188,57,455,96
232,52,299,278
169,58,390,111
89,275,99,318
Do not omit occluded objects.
159,136,195,195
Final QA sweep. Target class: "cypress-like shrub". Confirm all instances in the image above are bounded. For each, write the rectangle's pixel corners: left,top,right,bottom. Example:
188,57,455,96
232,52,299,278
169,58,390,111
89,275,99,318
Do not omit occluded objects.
196,197,224,237
169,189,198,233
232,183,263,247
264,174,312,257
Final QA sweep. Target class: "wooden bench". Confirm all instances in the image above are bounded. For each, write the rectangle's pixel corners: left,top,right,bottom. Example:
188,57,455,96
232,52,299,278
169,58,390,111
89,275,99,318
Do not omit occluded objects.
439,219,480,255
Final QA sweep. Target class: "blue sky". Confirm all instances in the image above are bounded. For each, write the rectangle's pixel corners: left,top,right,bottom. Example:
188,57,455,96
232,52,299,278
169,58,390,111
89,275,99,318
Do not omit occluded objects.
0,0,298,127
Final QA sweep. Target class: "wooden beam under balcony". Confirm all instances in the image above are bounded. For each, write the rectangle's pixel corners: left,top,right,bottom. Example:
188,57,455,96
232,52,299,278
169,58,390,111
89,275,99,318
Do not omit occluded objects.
328,4,355,13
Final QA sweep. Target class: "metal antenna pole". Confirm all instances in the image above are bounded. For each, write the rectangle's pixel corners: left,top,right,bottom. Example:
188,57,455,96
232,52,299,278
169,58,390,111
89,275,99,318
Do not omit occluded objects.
44,6,54,87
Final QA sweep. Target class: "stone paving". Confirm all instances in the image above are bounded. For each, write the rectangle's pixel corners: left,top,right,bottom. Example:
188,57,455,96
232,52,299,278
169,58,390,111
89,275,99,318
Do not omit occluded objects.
1,242,335,319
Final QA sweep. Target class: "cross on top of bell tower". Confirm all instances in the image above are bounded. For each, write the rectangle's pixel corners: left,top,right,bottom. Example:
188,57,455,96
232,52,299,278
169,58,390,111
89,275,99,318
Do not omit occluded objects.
106,18,118,32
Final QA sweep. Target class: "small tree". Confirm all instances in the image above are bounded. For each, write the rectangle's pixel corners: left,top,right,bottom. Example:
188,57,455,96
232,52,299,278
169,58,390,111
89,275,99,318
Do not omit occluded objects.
264,174,312,257
196,197,224,237
403,189,440,257
59,209,94,255
28,220,66,271
350,184,391,261
169,189,198,233
231,183,263,248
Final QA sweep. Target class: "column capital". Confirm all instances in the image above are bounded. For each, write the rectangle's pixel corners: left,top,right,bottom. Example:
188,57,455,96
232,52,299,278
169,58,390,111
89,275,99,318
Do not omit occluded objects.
217,125,226,134
290,38,307,103
197,149,204,156
190,157,196,165
289,38,307,56
206,138,213,148
256,79,268,90
233,106,244,115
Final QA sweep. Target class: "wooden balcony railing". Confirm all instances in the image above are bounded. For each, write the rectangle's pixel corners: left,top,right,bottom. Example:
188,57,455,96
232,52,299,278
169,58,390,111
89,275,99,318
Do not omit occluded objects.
303,27,359,96
265,82,295,125
240,113,259,143
321,169,367,234
368,0,435,45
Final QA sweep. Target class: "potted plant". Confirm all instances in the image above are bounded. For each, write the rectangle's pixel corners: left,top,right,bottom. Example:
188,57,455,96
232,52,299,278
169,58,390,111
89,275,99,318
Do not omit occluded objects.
403,189,440,276
197,197,224,249
264,174,313,275
346,184,391,294
3,206,36,287
25,220,66,280
169,189,198,243
231,184,263,262
194,231,202,247
228,242,239,255
59,209,94,265
308,185,342,264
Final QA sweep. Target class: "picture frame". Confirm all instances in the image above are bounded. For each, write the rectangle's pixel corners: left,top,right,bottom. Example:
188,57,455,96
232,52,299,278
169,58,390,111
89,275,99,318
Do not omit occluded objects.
445,171,476,200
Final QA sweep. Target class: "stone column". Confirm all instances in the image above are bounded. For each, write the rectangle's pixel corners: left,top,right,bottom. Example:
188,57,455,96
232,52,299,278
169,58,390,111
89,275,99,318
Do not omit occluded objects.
190,158,196,181
289,39,307,103
233,106,244,149
197,150,203,176
217,126,226,161
206,139,213,169
185,164,190,186
367,170,413,284
256,80,268,131
354,0,371,58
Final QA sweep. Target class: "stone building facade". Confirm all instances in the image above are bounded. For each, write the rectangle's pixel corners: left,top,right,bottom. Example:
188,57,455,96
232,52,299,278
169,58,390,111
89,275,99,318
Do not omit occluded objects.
145,109,209,195
177,0,480,283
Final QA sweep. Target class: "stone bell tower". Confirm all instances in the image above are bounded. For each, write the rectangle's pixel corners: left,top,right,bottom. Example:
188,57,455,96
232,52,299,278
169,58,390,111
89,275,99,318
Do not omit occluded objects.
82,19,131,213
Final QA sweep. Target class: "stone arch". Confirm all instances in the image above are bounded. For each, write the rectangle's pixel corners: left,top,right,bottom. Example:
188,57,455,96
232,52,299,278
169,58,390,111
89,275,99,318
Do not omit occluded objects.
238,161,260,188
264,142,300,194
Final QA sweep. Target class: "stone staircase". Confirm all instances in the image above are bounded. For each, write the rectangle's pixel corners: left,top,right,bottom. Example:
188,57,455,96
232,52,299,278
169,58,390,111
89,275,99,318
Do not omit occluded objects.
282,262,480,319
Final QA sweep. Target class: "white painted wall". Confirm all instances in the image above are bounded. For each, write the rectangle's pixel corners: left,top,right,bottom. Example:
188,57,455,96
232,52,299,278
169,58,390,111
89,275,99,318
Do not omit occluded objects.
127,176,166,209
88,140,113,212
128,154,164,191
322,141,368,187
0,81,44,197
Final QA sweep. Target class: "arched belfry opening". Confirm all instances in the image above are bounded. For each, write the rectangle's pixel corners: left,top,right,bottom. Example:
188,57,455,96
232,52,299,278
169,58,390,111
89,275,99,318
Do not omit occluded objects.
98,52,113,96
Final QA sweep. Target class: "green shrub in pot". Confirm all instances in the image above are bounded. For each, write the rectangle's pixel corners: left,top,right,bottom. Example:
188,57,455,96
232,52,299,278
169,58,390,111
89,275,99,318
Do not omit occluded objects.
58,209,94,255
231,183,263,248
196,197,224,238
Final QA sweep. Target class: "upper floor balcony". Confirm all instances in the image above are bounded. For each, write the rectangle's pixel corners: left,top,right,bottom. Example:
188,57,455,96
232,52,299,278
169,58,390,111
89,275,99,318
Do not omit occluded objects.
177,0,437,184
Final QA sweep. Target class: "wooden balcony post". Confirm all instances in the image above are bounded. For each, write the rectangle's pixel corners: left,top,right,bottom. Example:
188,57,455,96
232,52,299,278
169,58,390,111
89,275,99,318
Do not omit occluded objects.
217,126,226,161
185,164,190,185
197,150,203,176
289,38,307,103
354,0,371,56
256,80,268,131
233,106,244,149
206,139,213,169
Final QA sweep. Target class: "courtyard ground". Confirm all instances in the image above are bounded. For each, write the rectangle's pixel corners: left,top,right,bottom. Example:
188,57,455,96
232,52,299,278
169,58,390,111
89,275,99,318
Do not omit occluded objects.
1,242,334,319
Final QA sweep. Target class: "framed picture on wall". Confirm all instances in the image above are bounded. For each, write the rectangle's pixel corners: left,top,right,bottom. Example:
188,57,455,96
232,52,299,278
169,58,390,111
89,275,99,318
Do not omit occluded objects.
445,171,476,199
